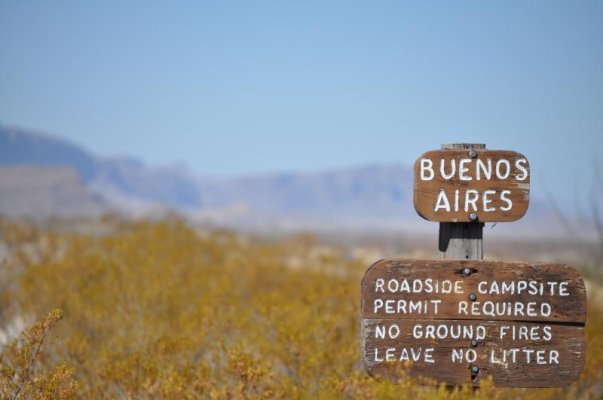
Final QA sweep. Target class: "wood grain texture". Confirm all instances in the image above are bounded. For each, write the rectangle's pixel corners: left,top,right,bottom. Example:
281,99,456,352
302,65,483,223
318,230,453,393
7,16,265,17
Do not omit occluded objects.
360,259,586,387
439,222,483,260
438,144,485,260
413,149,530,222
362,319,584,387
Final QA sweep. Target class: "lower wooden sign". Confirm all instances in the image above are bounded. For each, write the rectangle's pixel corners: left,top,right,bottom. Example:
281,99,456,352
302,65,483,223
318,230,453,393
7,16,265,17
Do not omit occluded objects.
360,259,586,387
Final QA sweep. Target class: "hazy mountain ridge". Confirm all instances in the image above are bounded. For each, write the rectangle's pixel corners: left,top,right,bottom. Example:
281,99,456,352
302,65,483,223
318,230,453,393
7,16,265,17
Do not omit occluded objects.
0,165,106,218
0,125,203,210
0,126,98,180
198,164,412,216
0,125,563,234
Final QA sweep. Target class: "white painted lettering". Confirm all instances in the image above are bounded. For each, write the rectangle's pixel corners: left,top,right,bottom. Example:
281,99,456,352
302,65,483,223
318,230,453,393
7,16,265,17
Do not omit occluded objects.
496,159,511,179
464,189,479,212
459,159,471,181
476,158,492,180
515,158,529,181
434,190,451,212
420,158,434,180
440,159,456,180
500,190,513,211
482,190,496,212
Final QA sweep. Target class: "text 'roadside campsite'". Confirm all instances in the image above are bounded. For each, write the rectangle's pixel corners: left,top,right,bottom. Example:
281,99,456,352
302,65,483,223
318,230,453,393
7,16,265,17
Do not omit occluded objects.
361,144,586,387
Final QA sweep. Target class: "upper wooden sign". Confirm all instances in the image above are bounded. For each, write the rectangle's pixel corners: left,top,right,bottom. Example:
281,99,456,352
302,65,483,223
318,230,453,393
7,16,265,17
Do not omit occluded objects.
413,148,530,222
361,259,586,387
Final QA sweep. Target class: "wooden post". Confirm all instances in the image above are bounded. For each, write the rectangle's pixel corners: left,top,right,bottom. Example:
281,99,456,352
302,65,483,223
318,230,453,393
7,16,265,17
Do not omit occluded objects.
361,259,586,387
438,143,485,260
361,143,587,388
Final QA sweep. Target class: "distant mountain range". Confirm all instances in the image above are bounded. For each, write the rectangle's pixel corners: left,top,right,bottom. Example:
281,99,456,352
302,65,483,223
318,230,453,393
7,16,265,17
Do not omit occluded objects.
0,125,560,234
0,165,106,219
0,125,417,229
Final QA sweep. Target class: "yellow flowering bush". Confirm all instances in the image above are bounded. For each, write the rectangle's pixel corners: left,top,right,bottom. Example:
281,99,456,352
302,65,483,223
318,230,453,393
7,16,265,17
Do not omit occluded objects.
0,217,601,399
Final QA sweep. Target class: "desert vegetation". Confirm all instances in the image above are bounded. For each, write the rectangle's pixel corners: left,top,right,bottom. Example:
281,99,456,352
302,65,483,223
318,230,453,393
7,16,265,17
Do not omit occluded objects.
0,217,601,399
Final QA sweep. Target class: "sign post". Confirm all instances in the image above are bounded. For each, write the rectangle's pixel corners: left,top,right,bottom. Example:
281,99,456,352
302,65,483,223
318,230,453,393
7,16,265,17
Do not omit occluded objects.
437,144,486,260
360,143,586,387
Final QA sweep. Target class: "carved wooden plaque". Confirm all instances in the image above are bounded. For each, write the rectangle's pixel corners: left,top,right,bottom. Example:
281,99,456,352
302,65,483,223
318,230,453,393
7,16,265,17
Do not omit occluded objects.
413,149,530,222
360,259,586,387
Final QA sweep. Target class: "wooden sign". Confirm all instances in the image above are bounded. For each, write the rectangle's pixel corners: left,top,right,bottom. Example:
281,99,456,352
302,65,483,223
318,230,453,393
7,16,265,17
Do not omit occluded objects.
361,259,586,387
413,149,530,222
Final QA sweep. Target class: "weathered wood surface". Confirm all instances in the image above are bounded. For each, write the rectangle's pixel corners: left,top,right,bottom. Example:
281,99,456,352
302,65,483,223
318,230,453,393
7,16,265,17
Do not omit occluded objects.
439,221,483,260
362,319,584,387
439,144,485,260
360,259,586,387
413,149,530,222
362,259,586,323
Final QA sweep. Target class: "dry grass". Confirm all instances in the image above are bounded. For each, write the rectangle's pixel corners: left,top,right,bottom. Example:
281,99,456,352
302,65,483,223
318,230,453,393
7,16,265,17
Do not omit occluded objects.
0,217,601,399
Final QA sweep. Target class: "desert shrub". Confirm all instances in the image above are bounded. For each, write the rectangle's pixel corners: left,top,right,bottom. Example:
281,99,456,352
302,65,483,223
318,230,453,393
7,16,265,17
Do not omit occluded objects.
0,309,78,399
0,217,601,399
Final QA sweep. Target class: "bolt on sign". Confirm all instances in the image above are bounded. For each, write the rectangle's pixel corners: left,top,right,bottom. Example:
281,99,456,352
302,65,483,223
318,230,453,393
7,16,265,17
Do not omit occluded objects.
413,148,530,222
360,259,586,387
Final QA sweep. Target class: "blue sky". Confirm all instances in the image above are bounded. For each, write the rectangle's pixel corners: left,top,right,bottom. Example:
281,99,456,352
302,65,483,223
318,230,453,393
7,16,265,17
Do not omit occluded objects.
0,1,601,202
